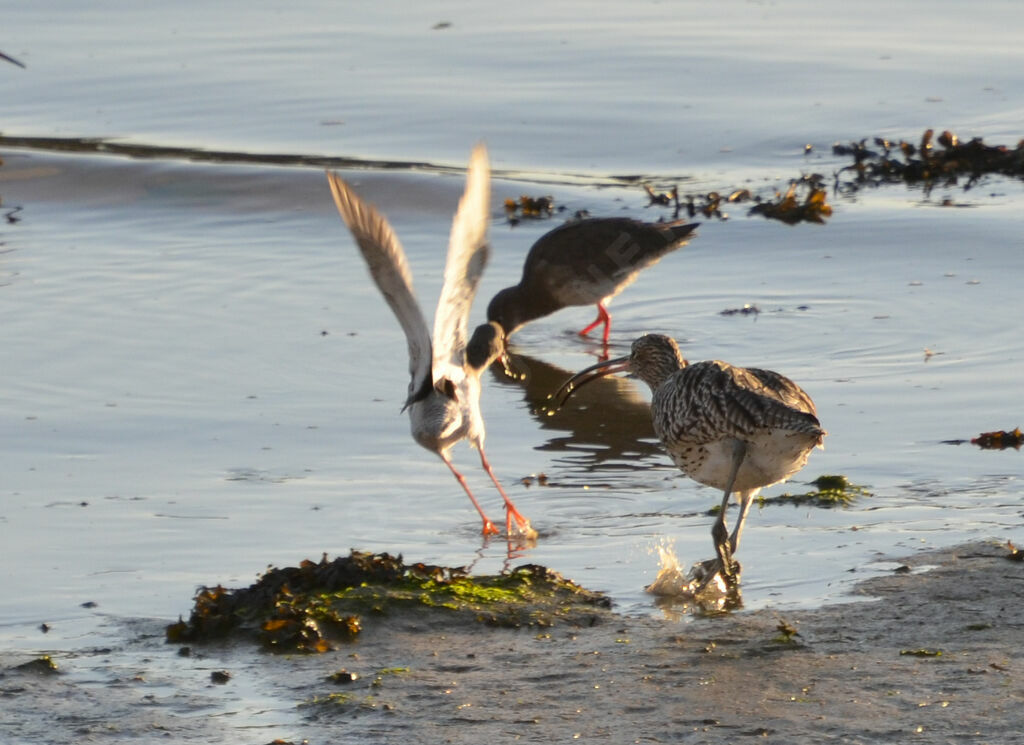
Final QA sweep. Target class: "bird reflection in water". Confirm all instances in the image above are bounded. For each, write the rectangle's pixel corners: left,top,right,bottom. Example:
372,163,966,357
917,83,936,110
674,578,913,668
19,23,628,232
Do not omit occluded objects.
486,349,666,476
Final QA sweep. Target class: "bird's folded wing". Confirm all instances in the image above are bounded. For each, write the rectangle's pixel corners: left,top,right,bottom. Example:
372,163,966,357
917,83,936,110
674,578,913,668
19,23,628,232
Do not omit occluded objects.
432,143,492,379
326,172,432,395
723,366,823,435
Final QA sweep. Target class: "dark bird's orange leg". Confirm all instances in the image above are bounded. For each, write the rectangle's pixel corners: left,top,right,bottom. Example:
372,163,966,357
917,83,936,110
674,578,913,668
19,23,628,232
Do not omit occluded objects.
578,303,612,344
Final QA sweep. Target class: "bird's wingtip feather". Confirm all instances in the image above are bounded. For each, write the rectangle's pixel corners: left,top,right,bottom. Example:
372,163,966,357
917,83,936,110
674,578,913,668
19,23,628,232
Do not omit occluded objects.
325,170,357,222
465,142,491,194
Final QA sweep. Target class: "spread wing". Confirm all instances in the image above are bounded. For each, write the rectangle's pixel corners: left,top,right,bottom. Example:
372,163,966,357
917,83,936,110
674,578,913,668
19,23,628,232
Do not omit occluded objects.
431,143,491,378
326,171,432,402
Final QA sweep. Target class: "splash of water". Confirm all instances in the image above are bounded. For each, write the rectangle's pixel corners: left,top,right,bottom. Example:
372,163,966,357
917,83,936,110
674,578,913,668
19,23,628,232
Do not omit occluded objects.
645,538,693,597
644,538,732,610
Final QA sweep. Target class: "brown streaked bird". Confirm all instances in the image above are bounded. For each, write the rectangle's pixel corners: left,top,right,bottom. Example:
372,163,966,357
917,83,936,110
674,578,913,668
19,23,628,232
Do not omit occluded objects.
326,145,535,540
552,333,825,588
487,217,698,344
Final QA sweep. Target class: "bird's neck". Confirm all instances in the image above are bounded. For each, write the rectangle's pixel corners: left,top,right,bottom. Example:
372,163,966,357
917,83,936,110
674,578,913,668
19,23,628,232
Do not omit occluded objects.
488,285,561,334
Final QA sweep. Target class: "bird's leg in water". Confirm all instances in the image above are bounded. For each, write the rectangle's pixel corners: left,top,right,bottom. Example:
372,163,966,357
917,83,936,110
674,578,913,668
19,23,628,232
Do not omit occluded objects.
441,453,500,536
577,302,612,343
477,447,536,540
711,439,748,585
729,489,758,555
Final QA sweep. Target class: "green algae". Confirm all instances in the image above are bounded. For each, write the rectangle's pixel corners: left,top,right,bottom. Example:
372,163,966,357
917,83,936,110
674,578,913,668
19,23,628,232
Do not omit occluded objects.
375,666,409,676
167,550,611,654
371,667,410,688
706,475,871,516
773,619,800,645
761,474,872,509
900,648,943,658
298,691,392,713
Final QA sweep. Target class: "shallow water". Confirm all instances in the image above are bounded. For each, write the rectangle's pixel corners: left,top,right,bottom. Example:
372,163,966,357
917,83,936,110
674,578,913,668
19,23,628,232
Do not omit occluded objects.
4,0,1024,175
1,2,1023,741
2,149,1020,624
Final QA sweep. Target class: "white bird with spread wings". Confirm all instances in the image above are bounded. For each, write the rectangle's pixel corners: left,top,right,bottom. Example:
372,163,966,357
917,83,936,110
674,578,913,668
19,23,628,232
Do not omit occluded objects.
326,145,535,540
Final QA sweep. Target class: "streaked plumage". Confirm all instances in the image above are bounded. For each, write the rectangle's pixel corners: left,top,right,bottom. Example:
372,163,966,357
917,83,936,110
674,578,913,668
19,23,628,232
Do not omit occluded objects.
553,333,825,587
326,145,534,540
487,217,698,344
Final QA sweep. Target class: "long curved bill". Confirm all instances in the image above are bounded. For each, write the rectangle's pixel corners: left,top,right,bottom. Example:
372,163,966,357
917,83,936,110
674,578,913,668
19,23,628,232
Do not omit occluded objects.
547,354,632,411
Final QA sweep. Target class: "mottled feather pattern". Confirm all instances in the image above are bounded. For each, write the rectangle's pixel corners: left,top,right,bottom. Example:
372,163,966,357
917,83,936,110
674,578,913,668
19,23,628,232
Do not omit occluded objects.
554,332,823,578
653,360,824,446
728,366,823,435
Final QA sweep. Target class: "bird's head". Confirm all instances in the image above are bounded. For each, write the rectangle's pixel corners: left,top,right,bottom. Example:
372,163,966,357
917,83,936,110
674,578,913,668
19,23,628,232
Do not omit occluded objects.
627,334,687,391
466,321,510,373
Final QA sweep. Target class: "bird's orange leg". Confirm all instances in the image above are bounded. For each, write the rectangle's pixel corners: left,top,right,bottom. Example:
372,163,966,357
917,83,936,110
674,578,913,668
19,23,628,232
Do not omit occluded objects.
440,453,499,536
577,302,611,343
478,448,537,541
600,303,611,345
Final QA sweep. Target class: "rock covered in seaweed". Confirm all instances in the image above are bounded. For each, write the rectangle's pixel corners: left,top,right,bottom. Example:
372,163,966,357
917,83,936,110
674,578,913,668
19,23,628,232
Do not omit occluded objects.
167,550,611,653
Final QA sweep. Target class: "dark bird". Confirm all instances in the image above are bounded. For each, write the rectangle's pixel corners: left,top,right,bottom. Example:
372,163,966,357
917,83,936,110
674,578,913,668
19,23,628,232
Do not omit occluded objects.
487,217,698,345
326,145,535,540
552,333,825,588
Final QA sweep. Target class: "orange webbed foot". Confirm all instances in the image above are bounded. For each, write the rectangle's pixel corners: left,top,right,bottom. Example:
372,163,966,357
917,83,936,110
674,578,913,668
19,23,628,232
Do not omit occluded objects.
505,508,538,543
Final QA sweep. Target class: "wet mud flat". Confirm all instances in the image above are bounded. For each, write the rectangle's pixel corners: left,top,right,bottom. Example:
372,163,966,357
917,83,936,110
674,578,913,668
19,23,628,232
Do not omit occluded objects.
4,541,1022,744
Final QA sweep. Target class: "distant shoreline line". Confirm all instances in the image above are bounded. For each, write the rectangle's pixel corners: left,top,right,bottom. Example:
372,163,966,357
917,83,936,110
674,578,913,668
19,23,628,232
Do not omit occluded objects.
0,134,693,188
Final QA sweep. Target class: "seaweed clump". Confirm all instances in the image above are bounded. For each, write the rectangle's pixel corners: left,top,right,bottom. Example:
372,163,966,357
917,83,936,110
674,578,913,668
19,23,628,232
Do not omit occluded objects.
748,175,833,225
665,187,752,222
705,475,870,515
166,550,610,653
760,474,871,509
505,194,555,223
834,129,1024,196
13,656,59,675
642,129,1024,226
971,427,1023,450
654,179,830,225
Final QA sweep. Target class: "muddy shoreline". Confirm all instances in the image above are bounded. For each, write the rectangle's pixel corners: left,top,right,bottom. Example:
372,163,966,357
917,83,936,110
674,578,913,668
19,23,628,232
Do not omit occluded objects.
3,540,1022,743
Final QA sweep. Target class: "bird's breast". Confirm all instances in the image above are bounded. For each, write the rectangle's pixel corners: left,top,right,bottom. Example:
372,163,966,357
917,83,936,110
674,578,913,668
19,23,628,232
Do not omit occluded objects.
665,430,820,492
409,394,470,454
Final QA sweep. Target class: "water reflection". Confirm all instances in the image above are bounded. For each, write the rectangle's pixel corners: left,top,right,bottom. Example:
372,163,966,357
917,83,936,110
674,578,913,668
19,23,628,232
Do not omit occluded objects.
489,350,665,470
